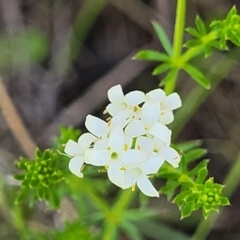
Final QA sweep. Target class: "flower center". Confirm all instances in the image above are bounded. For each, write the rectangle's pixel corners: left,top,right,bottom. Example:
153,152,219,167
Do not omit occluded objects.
111,152,118,160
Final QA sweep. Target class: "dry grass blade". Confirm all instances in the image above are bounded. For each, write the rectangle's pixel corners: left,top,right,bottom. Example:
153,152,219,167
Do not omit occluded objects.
0,77,37,158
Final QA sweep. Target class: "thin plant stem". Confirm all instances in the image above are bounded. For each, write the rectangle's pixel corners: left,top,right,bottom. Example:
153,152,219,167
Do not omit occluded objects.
0,77,37,158
102,189,135,239
164,0,186,94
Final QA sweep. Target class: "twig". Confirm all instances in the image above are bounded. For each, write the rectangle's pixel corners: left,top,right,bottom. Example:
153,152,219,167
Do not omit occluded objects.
0,77,37,158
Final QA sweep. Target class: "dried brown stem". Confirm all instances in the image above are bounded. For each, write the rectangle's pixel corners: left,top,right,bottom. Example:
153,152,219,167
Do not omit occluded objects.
0,77,37,158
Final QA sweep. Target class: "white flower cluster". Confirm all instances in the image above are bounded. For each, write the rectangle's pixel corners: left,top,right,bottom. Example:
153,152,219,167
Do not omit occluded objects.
64,84,182,197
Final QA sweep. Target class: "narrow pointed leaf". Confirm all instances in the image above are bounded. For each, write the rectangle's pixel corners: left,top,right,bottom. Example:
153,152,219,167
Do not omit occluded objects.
181,201,195,219
220,197,230,206
189,160,209,177
152,21,172,56
152,63,170,75
177,140,202,152
184,148,207,163
120,220,145,240
186,27,200,38
195,16,206,35
184,39,201,48
183,63,211,89
134,50,169,61
196,168,208,184
160,67,179,86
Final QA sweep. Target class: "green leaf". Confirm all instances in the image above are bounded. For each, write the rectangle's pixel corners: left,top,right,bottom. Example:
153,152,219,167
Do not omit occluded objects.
152,63,170,75
152,20,172,56
220,197,230,206
181,201,195,219
195,16,206,35
204,45,212,58
173,190,191,204
186,27,200,38
133,50,169,62
184,39,202,48
160,180,180,200
189,160,209,177
178,175,195,188
15,188,28,204
186,193,199,202
196,168,208,184
227,30,240,46
14,174,25,181
160,67,179,86
120,220,145,240
124,209,158,222
177,140,202,153
184,148,207,163
183,63,211,89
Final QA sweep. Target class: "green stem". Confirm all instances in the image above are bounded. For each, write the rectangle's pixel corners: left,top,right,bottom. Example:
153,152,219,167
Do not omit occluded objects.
85,187,110,215
102,189,135,240
172,0,186,59
191,154,240,240
164,0,186,94
179,31,219,65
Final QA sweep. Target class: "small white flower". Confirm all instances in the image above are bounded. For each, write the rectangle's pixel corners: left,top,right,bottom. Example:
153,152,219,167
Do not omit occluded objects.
122,167,160,197
106,84,145,118
149,137,180,168
85,125,148,187
136,135,180,168
85,112,130,141
64,133,96,177
146,89,182,125
125,100,171,143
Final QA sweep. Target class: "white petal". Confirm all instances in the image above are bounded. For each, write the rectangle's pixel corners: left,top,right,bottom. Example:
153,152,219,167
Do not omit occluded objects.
107,84,125,103
124,91,146,106
108,126,124,151
122,168,140,189
106,103,126,116
152,137,165,153
148,122,171,144
124,135,133,150
65,140,82,156
125,120,146,138
93,138,108,150
122,150,148,165
78,133,96,149
146,88,165,101
140,156,164,174
135,136,153,152
107,162,124,187
111,110,132,128
141,100,160,128
85,115,108,138
159,110,174,125
69,156,84,178
164,147,181,168
137,174,159,197
166,93,182,110
85,149,109,166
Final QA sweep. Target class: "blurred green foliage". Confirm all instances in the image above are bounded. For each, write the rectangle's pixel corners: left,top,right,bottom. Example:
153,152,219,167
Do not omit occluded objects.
0,28,48,72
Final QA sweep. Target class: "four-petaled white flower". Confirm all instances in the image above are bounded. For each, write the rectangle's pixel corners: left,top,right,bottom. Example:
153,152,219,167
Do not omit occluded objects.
106,84,145,119
64,133,96,177
85,126,148,188
125,100,171,143
146,88,182,125
65,84,182,197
